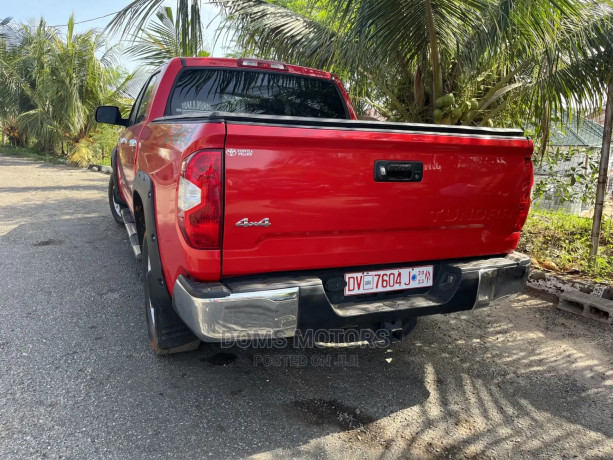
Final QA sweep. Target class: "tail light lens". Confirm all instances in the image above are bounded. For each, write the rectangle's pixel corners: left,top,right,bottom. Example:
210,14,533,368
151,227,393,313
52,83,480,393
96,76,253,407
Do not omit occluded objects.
177,150,222,249
513,157,534,232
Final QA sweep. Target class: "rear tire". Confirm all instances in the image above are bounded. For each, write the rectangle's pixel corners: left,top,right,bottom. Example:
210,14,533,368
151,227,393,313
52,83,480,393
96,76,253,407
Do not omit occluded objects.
108,175,125,224
142,239,200,355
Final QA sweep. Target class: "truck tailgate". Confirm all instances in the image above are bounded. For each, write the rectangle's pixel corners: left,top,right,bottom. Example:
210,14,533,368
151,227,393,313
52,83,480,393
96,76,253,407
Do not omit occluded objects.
221,117,532,277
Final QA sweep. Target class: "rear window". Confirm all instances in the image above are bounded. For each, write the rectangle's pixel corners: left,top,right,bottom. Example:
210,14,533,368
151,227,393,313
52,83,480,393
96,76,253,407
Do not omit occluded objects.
167,68,348,119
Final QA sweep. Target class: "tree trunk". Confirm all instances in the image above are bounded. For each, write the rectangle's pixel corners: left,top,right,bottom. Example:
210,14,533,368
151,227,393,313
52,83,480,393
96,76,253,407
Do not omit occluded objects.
425,0,443,107
414,66,425,109
537,101,551,163
589,75,613,262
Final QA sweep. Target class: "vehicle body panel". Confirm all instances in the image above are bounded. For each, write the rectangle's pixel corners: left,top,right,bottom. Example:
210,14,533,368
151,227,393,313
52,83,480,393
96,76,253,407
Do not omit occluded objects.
221,122,532,277
138,121,226,290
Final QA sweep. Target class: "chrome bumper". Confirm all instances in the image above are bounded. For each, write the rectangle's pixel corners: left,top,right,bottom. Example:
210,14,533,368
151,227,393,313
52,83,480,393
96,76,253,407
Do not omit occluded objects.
172,276,320,342
172,252,530,342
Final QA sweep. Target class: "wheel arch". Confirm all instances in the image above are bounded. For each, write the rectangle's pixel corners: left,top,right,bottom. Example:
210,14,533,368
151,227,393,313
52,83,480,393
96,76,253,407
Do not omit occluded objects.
133,171,171,306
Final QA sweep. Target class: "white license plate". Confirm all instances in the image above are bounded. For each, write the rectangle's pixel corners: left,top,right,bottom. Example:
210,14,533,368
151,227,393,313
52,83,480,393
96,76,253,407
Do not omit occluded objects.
344,266,434,296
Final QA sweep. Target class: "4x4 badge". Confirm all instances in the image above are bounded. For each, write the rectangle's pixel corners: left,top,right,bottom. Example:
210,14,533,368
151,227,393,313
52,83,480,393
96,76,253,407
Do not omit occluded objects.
236,218,271,228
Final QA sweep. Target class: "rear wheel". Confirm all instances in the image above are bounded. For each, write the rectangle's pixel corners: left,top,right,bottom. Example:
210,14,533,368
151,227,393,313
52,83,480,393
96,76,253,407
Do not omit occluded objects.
108,175,125,224
142,239,200,355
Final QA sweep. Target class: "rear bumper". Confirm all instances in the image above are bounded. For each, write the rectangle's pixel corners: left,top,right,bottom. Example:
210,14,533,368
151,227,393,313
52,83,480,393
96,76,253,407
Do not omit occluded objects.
172,252,530,342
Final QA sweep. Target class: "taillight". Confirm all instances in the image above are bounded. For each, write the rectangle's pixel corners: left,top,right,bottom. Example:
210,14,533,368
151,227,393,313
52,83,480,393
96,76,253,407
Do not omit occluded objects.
177,150,222,249
513,157,534,232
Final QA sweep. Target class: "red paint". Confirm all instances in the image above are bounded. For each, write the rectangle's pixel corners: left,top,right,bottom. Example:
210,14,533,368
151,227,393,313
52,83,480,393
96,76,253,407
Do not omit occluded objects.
137,121,226,289
114,57,534,294
222,124,532,276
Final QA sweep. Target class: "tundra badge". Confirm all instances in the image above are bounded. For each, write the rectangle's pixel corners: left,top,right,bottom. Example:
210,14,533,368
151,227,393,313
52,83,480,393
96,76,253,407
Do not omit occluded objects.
236,218,271,228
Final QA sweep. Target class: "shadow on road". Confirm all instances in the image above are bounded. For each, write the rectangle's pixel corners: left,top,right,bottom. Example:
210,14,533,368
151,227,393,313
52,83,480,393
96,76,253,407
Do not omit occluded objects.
1,154,612,458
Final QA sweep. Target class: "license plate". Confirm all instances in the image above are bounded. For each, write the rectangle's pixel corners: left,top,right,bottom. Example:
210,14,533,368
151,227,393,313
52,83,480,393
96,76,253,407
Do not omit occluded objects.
344,266,434,296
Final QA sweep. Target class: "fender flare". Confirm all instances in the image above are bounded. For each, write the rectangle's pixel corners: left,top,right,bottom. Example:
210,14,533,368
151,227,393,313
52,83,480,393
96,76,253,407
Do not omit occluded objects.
133,170,172,307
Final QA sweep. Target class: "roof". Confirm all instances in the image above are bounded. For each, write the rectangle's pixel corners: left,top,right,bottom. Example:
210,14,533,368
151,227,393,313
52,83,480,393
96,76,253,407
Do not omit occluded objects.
549,116,604,148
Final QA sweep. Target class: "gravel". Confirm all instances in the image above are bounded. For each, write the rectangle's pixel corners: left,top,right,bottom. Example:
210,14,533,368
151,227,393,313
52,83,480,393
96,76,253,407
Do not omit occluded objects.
1,154,612,459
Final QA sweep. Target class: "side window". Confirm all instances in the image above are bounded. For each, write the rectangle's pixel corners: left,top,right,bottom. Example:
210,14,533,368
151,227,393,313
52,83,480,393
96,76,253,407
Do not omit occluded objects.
128,73,159,126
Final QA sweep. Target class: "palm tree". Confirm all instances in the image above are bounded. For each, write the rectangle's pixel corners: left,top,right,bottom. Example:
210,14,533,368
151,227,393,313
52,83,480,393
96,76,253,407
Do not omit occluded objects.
108,0,206,51
125,6,210,68
109,0,608,125
217,0,610,127
0,19,36,146
0,16,134,160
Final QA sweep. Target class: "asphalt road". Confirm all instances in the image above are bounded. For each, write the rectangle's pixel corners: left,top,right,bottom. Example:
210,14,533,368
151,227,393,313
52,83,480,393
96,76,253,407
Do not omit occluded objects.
1,154,612,459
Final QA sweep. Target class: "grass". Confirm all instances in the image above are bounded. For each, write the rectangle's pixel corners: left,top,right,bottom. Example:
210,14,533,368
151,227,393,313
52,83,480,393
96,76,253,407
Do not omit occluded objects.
0,144,68,165
0,143,111,166
518,207,613,281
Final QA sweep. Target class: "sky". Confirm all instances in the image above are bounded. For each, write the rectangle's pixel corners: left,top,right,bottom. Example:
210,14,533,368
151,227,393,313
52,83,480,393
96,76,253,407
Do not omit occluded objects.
4,0,227,70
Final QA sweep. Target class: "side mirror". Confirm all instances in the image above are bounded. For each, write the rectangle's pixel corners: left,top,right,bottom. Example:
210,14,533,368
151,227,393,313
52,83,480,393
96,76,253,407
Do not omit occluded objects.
95,106,127,126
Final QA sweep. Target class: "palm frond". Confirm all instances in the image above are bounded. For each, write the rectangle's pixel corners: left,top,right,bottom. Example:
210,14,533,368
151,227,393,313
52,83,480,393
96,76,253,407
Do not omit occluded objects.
125,4,208,67
106,0,166,40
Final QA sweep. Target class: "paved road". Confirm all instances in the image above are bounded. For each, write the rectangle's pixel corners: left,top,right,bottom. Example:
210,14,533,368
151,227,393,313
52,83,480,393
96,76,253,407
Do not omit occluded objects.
1,154,612,459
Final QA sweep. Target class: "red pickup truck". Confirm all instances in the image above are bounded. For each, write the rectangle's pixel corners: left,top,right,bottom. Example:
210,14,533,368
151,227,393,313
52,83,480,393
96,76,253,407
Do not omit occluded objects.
96,57,533,355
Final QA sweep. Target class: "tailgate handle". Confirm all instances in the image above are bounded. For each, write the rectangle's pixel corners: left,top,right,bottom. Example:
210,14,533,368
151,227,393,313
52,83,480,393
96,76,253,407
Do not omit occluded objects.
374,160,423,182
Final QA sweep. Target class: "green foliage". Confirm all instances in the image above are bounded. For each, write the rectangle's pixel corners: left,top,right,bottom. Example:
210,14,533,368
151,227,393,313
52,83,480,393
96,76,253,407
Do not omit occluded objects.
518,208,613,280
68,138,96,167
67,125,120,167
107,0,613,132
125,5,210,68
90,124,122,163
212,0,612,128
0,16,135,163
